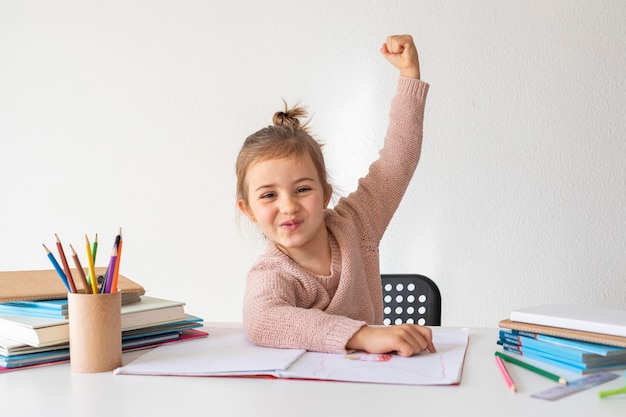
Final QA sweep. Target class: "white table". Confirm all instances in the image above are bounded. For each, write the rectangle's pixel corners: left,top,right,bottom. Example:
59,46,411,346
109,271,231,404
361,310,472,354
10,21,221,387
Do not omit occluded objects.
1,326,624,417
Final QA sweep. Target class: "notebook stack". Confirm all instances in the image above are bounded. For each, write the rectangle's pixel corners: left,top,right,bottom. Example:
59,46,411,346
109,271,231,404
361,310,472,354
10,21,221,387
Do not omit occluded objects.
0,269,207,372
498,304,626,375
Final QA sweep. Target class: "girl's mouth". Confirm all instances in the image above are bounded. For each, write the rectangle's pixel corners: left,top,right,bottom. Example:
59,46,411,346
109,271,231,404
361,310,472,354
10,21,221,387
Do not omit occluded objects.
281,219,301,231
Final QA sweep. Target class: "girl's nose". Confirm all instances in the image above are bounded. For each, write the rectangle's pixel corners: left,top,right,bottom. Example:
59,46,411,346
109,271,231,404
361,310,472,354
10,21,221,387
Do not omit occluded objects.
279,195,299,214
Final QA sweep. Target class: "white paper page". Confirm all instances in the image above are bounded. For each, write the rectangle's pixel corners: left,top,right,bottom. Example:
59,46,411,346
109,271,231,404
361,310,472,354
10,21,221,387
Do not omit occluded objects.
114,327,305,376
115,327,470,385
280,328,469,385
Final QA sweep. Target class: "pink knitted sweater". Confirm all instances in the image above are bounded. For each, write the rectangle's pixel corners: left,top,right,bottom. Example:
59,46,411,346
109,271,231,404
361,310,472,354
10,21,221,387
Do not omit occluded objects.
243,76,429,353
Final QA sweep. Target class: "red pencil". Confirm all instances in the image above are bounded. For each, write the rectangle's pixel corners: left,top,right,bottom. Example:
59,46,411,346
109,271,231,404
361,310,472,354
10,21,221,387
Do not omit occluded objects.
495,354,517,392
55,234,77,293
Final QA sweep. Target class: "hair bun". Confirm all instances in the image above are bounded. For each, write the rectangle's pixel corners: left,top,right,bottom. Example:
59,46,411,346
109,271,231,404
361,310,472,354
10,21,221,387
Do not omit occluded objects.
272,111,299,128
272,102,309,131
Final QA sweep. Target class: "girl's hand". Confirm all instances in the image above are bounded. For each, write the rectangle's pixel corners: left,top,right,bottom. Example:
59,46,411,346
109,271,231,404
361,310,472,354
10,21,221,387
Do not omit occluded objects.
380,34,420,79
346,324,436,357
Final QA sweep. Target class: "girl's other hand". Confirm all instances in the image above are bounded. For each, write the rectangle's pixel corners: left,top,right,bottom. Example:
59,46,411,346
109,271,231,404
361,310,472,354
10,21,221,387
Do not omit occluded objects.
380,34,420,79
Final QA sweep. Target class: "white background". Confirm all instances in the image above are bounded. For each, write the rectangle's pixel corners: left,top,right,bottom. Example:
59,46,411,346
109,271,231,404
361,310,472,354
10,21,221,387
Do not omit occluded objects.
1,1,624,326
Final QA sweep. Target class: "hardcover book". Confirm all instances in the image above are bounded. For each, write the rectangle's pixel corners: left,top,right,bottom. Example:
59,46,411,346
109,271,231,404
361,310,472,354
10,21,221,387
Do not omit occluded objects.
509,304,626,337
0,329,208,371
498,319,626,348
0,296,189,347
0,268,145,303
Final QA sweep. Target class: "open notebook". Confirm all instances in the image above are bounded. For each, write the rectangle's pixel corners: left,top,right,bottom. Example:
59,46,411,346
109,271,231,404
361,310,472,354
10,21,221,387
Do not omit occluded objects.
114,327,470,386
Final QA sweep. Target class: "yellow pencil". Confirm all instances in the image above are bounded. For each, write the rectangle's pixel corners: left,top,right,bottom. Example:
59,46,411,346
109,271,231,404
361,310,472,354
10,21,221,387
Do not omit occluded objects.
85,234,98,294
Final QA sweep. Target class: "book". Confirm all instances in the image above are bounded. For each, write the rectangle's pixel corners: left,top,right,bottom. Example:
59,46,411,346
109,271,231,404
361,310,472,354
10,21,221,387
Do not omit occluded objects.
0,314,204,356
114,327,470,386
0,268,145,303
498,343,626,375
1,331,186,367
0,293,145,320
0,296,189,347
499,341,626,370
498,319,626,348
501,330,626,358
0,299,68,319
510,304,626,337
115,296,187,330
0,329,209,372
498,330,626,369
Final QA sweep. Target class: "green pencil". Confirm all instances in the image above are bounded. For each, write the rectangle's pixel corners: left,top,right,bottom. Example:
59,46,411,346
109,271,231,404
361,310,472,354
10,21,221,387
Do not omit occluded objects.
92,233,98,264
495,351,568,385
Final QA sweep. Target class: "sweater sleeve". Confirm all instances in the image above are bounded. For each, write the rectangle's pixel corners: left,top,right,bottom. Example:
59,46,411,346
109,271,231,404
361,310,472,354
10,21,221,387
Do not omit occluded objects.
242,251,366,354
333,77,429,243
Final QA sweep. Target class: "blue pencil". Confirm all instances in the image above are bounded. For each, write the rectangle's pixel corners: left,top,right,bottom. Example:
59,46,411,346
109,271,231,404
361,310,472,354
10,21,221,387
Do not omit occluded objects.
42,244,70,291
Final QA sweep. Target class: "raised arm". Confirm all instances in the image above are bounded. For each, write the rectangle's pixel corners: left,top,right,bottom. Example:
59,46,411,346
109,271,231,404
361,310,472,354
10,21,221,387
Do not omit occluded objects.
346,35,435,356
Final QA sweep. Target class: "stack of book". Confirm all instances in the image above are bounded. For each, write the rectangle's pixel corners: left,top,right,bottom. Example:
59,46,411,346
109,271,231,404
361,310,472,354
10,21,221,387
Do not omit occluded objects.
498,304,626,375
0,269,207,372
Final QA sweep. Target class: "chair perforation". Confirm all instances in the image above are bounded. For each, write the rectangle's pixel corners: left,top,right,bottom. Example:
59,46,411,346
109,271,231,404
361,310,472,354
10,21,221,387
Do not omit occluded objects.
381,274,441,326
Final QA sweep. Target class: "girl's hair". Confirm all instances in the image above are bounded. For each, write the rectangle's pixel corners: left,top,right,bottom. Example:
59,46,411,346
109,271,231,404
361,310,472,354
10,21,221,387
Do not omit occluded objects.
236,101,332,207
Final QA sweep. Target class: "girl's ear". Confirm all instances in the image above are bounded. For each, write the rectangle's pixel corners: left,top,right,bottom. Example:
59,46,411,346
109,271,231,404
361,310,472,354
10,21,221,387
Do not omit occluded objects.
238,199,257,222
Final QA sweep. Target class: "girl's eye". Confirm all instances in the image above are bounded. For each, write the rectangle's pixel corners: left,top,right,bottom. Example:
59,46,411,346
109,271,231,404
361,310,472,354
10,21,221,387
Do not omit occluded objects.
296,187,311,194
260,192,276,199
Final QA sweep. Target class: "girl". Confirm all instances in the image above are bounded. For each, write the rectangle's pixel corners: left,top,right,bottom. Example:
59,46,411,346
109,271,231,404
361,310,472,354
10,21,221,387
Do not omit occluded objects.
236,34,435,357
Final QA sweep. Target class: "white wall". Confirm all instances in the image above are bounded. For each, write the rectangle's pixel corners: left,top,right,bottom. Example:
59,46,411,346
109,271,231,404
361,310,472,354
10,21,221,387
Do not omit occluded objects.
1,1,625,327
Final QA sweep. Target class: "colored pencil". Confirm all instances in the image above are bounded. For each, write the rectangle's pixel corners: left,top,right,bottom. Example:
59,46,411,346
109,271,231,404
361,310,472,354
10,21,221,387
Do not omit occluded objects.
100,232,119,293
104,245,117,293
42,244,70,291
92,233,98,265
495,354,517,392
54,234,77,293
85,234,98,294
111,228,122,293
69,244,92,294
495,351,567,385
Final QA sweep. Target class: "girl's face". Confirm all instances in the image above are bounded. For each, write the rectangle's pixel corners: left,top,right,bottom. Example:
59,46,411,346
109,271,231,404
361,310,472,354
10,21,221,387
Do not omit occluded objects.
238,155,329,258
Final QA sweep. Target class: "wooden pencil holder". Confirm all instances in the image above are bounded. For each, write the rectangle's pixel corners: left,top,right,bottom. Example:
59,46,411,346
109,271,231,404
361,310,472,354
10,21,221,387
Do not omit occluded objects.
68,291,122,373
